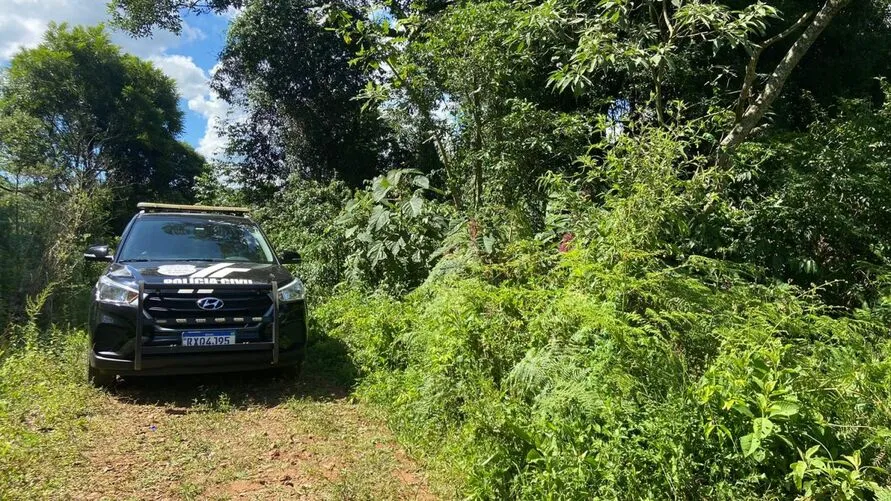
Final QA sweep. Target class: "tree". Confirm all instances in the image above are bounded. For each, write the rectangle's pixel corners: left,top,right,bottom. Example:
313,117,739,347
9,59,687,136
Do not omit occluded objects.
0,24,204,320
108,0,244,36
213,0,398,192
112,0,404,195
0,24,204,207
335,1,598,215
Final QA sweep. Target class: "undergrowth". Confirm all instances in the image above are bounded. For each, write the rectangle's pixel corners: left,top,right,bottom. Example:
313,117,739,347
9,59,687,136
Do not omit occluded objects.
316,245,891,499
0,292,99,498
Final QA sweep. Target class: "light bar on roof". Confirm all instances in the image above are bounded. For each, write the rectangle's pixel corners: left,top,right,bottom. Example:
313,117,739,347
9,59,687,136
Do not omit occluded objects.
136,202,250,215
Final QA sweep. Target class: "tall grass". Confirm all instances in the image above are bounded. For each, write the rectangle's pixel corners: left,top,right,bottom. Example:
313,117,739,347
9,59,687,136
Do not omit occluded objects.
0,291,99,498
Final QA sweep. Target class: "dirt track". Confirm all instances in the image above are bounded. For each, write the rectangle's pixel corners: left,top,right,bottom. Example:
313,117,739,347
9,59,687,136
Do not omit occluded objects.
64,362,435,500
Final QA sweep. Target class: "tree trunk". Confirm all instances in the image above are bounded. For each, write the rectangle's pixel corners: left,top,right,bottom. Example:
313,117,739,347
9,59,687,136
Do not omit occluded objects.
471,92,484,210
719,0,851,156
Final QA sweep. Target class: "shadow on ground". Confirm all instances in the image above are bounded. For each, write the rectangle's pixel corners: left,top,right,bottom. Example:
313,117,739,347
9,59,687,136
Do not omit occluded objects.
108,333,358,410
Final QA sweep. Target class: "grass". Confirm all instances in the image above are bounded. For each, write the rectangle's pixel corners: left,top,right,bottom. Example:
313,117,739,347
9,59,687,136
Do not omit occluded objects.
0,328,101,498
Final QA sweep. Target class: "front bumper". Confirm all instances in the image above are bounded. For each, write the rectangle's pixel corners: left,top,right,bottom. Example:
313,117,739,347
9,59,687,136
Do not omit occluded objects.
90,344,304,376
89,281,307,376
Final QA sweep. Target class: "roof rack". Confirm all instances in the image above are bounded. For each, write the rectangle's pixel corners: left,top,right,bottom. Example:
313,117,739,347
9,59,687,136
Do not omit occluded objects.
137,202,251,216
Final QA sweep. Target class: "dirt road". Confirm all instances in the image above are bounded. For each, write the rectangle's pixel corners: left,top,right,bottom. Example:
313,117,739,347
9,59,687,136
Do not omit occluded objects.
63,355,436,500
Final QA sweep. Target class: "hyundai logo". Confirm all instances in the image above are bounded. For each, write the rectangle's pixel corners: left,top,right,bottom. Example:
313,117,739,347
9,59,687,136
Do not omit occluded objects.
196,297,225,310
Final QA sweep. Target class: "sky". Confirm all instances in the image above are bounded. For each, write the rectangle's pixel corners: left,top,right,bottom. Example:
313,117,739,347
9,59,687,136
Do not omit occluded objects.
0,0,233,159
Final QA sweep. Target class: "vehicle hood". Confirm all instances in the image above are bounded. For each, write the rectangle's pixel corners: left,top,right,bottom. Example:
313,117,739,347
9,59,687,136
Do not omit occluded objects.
105,261,293,287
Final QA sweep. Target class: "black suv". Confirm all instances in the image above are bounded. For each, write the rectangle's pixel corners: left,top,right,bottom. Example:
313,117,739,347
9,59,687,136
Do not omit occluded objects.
84,203,307,386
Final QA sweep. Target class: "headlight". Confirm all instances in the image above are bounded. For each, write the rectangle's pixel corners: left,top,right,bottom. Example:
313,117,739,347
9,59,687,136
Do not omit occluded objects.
278,278,306,302
95,276,139,306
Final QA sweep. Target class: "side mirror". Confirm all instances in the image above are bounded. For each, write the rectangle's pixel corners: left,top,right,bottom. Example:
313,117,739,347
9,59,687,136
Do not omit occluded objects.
280,250,302,265
84,244,113,262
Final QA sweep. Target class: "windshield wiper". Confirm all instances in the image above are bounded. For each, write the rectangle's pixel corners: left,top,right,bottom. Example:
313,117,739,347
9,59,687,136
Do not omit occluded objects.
167,258,223,262
121,258,225,263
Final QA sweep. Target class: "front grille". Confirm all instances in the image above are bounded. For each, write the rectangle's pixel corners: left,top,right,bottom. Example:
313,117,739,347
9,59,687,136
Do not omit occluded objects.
144,289,273,321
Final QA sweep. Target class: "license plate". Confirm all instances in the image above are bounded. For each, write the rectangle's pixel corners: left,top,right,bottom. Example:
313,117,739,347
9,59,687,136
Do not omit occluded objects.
182,331,236,347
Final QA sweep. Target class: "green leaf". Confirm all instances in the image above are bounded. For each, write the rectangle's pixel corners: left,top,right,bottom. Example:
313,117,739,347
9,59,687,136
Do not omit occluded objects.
367,206,391,231
483,235,495,254
413,175,430,189
409,194,424,217
753,447,766,462
373,177,393,202
751,358,769,374
390,237,406,256
731,402,754,418
873,485,891,501
768,401,799,418
790,460,807,491
389,169,404,186
740,433,760,457
368,242,386,266
841,451,861,470
753,417,774,439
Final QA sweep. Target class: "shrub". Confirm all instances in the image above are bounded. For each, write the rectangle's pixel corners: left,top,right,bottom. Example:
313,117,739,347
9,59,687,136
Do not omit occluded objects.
722,85,891,307
253,177,351,304
317,243,891,499
334,169,453,294
313,119,891,498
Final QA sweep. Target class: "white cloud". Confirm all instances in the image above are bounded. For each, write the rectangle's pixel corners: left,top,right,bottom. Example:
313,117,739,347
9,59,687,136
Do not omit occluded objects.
191,90,233,160
0,0,101,58
0,0,230,160
148,57,235,160
192,65,244,161
0,0,207,59
142,56,235,160
195,98,231,160
222,6,244,20
149,54,208,101
146,52,234,162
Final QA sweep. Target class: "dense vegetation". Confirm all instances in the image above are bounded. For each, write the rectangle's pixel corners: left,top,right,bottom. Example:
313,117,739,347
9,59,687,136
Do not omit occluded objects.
3,0,891,498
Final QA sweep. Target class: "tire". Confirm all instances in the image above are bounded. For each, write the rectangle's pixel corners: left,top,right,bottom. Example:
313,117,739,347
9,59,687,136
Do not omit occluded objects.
88,365,116,388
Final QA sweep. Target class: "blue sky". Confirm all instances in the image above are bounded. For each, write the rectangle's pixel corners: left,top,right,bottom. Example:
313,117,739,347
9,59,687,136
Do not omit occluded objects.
0,0,233,159
167,13,230,150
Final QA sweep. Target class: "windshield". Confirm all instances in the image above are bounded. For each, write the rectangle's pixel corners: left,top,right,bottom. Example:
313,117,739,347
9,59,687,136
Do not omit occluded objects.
117,216,276,263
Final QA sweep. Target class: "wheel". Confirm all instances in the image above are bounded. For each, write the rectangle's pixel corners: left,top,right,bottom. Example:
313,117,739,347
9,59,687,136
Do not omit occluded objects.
88,364,116,388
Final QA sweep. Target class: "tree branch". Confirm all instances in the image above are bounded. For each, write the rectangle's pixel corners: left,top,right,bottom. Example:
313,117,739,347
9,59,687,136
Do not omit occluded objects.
721,0,851,157
761,11,814,50
662,0,674,38
736,11,813,119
